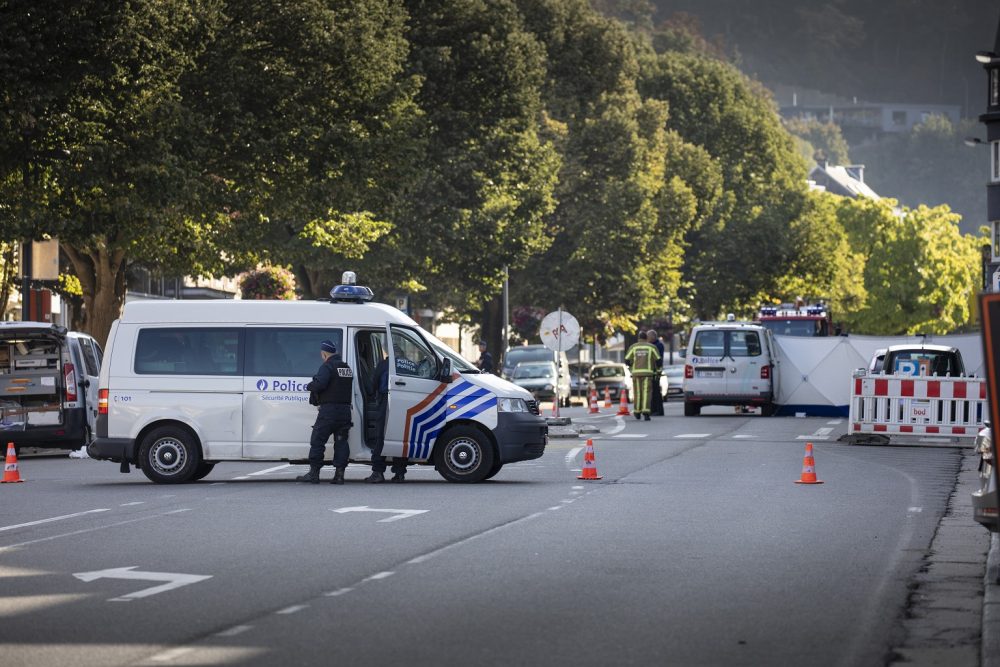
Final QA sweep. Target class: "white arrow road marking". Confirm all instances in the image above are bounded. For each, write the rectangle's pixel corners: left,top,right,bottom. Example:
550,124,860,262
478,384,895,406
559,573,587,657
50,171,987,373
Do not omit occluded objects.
73,566,212,602
330,506,428,523
797,427,833,441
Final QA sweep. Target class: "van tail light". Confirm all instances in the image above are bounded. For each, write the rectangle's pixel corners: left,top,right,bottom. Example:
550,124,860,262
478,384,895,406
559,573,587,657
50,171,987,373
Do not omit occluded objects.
98,389,109,415
761,365,770,380
684,364,693,379
64,362,77,402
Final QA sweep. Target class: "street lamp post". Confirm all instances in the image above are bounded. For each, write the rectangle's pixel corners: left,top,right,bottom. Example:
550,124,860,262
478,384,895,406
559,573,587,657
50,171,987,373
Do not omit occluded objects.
975,23,1000,274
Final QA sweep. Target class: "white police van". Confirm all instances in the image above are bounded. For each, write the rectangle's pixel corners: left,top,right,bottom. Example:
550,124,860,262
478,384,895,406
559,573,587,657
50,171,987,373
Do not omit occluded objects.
89,274,548,483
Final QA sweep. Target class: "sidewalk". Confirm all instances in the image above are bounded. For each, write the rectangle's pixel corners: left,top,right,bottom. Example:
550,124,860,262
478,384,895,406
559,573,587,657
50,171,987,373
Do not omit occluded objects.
890,446,992,665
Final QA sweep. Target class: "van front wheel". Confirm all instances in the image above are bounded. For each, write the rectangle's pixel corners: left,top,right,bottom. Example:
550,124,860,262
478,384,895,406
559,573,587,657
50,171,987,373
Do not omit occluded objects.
434,426,495,483
138,426,201,484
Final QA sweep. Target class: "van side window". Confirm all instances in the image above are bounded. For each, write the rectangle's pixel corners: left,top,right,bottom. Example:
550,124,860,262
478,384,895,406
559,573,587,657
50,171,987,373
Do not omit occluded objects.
729,331,762,357
77,337,101,376
245,328,344,377
135,328,242,375
692,331,725,357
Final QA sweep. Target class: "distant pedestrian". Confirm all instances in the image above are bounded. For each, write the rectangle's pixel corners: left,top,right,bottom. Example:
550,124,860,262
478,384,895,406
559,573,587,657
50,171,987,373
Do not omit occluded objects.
625,332,661,421
297,340,353,485
476,340,493,374
648,330,665,416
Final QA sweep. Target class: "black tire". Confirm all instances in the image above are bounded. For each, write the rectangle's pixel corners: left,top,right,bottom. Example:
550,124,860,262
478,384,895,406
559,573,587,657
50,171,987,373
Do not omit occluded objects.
138,426,201,484
684,400,701,417
760,402,776,417
483,459,504,481
433,425,496,483
191,462,216,481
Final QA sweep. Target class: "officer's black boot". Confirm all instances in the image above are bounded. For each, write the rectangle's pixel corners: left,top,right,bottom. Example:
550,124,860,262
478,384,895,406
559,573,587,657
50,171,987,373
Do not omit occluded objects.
296,465,321,484
391,472,405,483
331,467,345,485
364,471,385,483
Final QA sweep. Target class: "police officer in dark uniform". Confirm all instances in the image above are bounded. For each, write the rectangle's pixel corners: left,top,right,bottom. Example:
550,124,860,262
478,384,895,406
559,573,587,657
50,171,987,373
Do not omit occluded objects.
364,345,413,483
297,339,353,485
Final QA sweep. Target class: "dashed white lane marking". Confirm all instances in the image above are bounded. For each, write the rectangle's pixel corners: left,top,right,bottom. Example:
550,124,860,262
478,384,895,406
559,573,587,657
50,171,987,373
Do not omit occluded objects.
732,435,757,439
248,464,292,477
363,571,394,582
150,647,195,662
276,605,308,615
565,447,583,466
0,509,110,533
827,419,843,425
215,625,253,637
908,507,923,513
675,433,712,439
572,485,584,490
120,502,145,507
797,427,833,441
325,587,354,597
613,434,647,438
164,509,192,515
548,506,563,511
406,512,546,565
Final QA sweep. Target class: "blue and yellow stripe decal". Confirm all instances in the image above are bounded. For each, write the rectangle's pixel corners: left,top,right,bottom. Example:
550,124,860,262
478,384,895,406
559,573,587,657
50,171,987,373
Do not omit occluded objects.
402,375,498,459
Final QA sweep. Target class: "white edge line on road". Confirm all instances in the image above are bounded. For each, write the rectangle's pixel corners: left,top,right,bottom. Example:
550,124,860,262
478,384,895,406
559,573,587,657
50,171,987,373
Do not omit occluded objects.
248,464,292,477
0,511,191,552
215,625,253,637
0,509,110,533
119,502,145,507
325,587,354,597
674,434,711,439
363,571,394,582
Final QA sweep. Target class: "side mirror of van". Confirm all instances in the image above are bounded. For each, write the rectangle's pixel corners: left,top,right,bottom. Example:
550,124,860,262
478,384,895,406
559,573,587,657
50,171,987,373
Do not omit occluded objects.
439,358,452,383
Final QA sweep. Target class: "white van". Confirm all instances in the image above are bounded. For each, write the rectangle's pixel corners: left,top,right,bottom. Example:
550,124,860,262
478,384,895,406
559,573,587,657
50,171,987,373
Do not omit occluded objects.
89,278,548,483
682,321,778,416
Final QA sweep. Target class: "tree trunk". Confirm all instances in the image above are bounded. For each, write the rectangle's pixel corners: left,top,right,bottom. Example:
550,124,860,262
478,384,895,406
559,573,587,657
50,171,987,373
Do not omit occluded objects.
481,296,504,371
63,244,126,348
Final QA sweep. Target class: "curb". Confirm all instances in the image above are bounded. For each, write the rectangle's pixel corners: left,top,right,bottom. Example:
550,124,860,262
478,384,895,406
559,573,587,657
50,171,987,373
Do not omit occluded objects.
985,532,1000,667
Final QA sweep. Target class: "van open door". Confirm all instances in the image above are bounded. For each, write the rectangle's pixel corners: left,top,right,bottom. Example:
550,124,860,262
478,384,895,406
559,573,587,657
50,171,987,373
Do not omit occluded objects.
382,324,450,461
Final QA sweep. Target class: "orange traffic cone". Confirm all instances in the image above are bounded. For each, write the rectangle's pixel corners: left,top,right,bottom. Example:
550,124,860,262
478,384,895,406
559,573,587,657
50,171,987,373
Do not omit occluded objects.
603,387,612,409
2,442,23,483
551,398,560,418
577,439,602,480
616,387,631,416
794,442,823,485
588,388,600,414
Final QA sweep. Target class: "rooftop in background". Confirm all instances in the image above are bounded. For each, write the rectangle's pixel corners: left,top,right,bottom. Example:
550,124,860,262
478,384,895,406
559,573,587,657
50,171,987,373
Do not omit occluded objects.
808,161,880,200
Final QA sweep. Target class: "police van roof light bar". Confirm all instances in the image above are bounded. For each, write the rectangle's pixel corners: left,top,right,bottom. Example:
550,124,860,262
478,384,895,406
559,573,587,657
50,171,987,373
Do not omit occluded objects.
330,271,374,303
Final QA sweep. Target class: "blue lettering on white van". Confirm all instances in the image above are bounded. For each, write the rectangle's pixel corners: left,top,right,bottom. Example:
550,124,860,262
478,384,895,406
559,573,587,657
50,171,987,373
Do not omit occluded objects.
255,378,310,392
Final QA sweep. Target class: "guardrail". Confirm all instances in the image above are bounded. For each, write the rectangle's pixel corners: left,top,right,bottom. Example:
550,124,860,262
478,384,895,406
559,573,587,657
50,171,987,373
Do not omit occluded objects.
847,374,987,441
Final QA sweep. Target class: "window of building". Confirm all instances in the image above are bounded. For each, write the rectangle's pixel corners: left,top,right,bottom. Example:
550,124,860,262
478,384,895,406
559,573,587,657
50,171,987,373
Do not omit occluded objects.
992,68,999,107
992,141,1000,182
135,328,242,375
892,110,907,126
245,328,343,377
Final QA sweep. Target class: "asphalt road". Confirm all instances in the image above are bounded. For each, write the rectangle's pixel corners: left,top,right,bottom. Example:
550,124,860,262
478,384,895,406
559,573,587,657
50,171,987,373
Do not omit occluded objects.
0,400,966,666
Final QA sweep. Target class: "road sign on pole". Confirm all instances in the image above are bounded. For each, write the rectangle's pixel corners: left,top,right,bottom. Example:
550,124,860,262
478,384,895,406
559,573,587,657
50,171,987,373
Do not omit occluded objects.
539,309,579,352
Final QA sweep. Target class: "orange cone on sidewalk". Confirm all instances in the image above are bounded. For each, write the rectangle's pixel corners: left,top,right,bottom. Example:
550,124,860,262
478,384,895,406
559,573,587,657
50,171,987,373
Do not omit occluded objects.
794,442,823,485
577,439,602,480
588,388,600,414
2,442,23,483
616,387,631,416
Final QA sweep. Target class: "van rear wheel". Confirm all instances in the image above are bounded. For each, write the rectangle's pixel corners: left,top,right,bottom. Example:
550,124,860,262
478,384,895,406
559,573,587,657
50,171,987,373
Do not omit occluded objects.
684,400,701,417
138,426,200,484
434,425,495,483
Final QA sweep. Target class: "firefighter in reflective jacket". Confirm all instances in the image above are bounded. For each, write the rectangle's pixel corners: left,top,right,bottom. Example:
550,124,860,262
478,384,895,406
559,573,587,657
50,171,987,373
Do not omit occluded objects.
297,339,353,485
625,333,661,421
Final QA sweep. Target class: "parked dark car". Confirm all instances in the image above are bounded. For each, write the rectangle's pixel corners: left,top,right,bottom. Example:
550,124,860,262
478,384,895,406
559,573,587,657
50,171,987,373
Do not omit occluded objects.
510,361,566,405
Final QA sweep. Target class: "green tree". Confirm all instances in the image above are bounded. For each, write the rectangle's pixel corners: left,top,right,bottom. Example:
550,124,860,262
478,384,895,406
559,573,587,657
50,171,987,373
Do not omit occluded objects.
784,117,851,166
0,0,224,345
836,197,982,334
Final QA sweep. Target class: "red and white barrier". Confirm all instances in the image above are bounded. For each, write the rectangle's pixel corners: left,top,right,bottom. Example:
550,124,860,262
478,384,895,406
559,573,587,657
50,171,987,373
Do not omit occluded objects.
848,374,987,438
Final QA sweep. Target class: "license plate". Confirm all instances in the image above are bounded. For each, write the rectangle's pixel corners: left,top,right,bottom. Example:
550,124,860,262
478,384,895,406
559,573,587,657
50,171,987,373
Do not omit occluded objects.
698,370,724,378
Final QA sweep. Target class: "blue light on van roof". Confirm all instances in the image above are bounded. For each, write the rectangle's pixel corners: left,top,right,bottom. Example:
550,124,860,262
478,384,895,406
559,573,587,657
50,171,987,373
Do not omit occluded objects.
330,272,374,303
